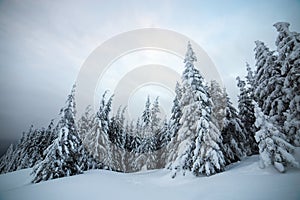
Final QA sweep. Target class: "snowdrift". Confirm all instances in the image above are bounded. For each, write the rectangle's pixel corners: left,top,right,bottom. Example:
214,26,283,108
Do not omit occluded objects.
0,149,300,200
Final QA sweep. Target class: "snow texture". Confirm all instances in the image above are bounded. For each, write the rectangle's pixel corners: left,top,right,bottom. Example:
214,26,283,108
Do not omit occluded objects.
1,148,300,200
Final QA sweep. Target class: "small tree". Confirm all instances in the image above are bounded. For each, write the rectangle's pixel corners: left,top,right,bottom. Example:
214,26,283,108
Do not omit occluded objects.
0,144,14,174
254,101,299,172
142,96,151,128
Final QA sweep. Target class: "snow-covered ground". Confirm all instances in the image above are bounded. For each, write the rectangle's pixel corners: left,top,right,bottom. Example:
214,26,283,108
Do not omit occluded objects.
1,149,300,200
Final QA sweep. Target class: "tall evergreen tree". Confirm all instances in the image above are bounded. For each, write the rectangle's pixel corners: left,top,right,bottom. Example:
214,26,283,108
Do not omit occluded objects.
253,41,284,124
169,42,225,177
11,125,34,171
109,106,128,172
78,105,94,141
0,120,56,174
222,92,247,164
170,82,183,138
273,22,300,146
166,82,182,167
191,89,225,176
135,97,161,170
236,75,258,155
150,97,161,133
32,85,85,183
0,144,14,174
209,80,226,131
83,91,113,169
127,120,141,172
157,119,172,168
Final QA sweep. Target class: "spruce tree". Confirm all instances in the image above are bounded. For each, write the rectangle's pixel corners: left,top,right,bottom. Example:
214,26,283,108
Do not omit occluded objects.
236,75,258,155
78,105,94,141
127,120,141,172
83,91,113,169
254,102,299,172
142,96,151,128
169,42,225,177
0,144,14,174
166,82,182,167
109,106,127,172
222,92,247,164
209,80,226,131
169,82,183,139
135,97,161,170
4,125,35,172
157,119,172,167
150,97,161,133
253,41,284,123
32,85,84,183
273,22,300,146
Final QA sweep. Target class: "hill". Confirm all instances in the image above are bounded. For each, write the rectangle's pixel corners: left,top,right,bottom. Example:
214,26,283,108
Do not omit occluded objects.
1,148,300,200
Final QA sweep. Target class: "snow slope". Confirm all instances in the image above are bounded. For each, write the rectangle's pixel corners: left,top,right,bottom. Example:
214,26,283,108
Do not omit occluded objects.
1,149,300,200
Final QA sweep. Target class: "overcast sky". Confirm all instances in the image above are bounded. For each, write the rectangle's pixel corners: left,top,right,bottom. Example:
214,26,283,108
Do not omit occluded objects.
0,0,299,152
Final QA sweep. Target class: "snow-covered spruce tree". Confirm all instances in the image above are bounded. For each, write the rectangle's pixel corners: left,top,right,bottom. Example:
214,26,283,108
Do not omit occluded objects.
135,97,160,170
0,120,56,174
23,122,57,169
273,22,300,146
150,97,161,133
147,96,161,168
166,82,183,167
236,75,258,155
130,118,151,172
19,128,45,169
117,107,129,172
191,91,225,176
4,127,29,172
83,91,113,169
4,125,36,172
254,101,299,172
0,144,14,174
78,105,94,141
253,40,286,130
126,119,139,153
109,106,128,172
170,42,225,177
142,96,151,128
209,80,226,131
221,91,247,165
245,62,256,93
32,85,85,183
169,82,183,139
127,120,141,172
157,119,172,168
137,134,158,171
39,120,57,160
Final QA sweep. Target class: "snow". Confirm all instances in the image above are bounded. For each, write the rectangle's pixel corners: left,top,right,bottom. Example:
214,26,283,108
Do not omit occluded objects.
274,162,285,173
1,148,300,200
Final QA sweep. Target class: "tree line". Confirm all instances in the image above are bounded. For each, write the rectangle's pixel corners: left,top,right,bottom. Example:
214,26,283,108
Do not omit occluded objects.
0,21,299,182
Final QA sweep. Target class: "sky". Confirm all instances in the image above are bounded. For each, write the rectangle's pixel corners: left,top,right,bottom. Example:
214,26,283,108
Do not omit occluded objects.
0,0,299,153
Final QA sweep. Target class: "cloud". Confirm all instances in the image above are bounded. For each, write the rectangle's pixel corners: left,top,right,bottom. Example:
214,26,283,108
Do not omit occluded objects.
0,0,299,144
